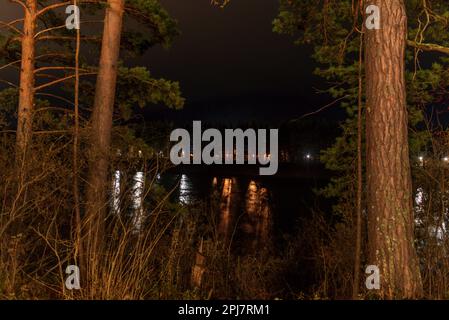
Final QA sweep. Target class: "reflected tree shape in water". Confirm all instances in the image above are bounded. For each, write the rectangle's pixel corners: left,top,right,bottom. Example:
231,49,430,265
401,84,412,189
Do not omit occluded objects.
218,178,233,239
245,180,272,250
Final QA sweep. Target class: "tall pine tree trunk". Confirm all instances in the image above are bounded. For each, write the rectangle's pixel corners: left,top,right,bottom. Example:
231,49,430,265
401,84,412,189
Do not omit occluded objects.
84,0,125,263
365,0,422,298
16,0,37,159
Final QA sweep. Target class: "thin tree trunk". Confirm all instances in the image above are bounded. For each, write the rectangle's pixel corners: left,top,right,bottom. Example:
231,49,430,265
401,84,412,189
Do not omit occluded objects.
365,0,423,298
84,0,125,270
72,0,84,282
16,0,37,159
353,30,363,300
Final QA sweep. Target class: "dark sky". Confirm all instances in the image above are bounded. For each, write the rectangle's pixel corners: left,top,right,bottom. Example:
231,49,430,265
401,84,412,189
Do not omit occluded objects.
138,0,332,124
142,0,310,99
2,0,336,125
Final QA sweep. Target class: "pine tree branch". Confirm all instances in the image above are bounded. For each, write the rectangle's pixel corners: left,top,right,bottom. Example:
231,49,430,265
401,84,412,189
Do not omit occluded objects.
36,35,99,42
0,59,22,71
36,1,71,17
0,79,18,88
34,25,70,38
34,21,103,38
0,20,24,34
407,40,449,55
34,66,90,74
35,53,74,61
36,0,106,17
34,72,96,91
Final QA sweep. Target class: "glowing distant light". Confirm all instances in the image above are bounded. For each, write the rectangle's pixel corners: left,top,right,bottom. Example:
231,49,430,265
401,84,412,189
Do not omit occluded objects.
444,156,449,162
305,154,312,160
418,156,424,167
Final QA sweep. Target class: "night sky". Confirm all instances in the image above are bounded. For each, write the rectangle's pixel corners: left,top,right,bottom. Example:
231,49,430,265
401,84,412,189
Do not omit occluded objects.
139,0,332,124
2,0,337,125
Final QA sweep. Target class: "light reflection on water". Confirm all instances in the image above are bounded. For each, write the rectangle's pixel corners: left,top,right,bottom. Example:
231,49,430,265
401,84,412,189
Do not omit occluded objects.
111,170,146,231
209,183,449,249
112,170,121,214
122,174,448,250
244,180,271,250
215,177,272,252
179,174,191,204
112,171,314,253
173,174,273,252
218,178,233,239
113,173,449,253
414,187,447,242
132,171,145,232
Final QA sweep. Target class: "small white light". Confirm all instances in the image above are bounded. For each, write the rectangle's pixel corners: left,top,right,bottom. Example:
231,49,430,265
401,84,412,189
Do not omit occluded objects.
444,157,449,162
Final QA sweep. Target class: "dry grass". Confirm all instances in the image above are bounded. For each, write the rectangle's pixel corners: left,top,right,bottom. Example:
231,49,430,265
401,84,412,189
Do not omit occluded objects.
2,126,449,300
0,132,287,300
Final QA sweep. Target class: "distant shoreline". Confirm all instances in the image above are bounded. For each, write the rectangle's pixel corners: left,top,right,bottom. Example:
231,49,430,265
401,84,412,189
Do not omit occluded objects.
166,163,331,179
